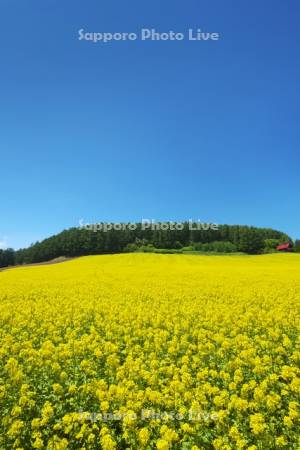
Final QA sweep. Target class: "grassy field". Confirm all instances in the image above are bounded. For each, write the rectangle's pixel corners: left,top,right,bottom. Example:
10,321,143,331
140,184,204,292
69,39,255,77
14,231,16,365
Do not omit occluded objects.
0,254,299,449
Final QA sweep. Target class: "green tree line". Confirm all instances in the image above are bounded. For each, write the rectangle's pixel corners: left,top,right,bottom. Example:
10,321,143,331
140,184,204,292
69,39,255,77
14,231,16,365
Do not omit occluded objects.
0,224,297,268
0,223,294,268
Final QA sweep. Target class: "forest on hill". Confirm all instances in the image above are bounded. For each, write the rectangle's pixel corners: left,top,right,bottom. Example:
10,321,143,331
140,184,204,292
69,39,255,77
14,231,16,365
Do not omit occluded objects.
0,223,298,268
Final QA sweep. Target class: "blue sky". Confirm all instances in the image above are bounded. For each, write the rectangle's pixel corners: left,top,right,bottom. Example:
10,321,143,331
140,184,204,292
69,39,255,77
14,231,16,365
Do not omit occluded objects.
1,0,299,249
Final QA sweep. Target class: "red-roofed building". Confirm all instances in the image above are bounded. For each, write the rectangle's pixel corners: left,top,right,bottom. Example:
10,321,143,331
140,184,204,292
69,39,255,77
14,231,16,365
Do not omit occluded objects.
276,242,293,252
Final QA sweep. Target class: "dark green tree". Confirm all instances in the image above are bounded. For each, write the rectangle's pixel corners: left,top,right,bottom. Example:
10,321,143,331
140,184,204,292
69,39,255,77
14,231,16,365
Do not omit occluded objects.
238,228,265,254
294,240,300,253
0,248,15,267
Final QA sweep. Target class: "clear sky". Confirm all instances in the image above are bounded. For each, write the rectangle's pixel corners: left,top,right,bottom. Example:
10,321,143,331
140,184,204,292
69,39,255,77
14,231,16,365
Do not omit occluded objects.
1,0,299,249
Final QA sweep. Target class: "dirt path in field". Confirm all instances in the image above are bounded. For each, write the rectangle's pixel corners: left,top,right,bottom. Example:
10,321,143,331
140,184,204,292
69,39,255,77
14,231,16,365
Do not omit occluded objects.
0,257,78,272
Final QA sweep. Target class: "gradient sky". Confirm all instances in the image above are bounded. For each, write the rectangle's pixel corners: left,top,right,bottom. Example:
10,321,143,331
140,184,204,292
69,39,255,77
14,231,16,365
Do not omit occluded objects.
1,0,299,249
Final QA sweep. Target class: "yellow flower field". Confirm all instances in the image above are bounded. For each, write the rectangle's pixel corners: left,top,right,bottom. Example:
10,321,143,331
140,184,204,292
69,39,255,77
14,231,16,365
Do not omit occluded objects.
0,254,299,450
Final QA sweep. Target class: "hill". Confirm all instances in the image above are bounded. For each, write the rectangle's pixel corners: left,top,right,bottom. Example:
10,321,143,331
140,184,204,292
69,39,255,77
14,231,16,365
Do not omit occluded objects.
7,222,292,267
